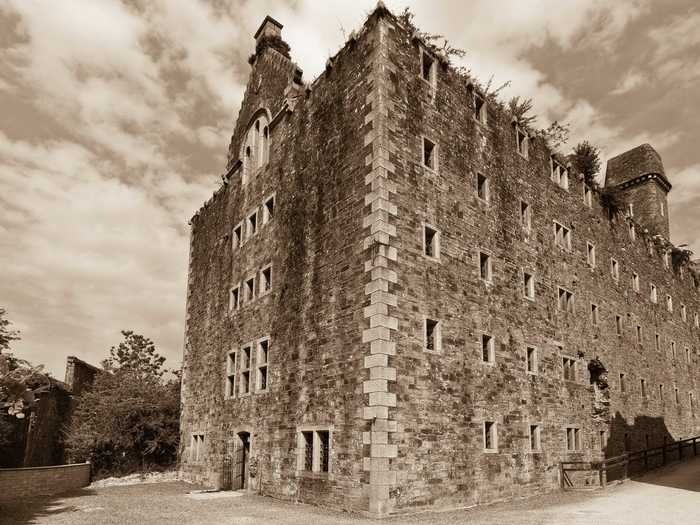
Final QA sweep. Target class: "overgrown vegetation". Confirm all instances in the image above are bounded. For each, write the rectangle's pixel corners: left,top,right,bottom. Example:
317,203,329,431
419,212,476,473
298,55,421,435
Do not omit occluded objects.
398,7,465,64
64,331,180,478
671,245,694,273
248,34,291,65
572,141,602,187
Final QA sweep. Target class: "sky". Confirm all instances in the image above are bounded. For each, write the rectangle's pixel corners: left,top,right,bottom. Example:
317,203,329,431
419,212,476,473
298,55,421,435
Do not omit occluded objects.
1,0,699,379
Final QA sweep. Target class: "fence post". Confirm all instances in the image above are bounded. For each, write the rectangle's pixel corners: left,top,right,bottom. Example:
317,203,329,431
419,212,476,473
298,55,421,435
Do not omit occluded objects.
559,462,564,489
662,439,667,466
623,454,629,480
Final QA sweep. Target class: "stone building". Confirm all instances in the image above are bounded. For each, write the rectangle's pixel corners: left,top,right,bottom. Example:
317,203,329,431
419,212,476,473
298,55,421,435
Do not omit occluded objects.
179,6,699,517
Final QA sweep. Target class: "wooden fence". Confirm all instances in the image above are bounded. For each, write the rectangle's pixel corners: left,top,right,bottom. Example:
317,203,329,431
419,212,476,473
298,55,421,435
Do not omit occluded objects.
560,435,699,490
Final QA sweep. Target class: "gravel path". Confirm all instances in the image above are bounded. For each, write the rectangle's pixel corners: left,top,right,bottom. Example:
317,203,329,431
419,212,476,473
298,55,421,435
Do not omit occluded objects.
2,457,698,524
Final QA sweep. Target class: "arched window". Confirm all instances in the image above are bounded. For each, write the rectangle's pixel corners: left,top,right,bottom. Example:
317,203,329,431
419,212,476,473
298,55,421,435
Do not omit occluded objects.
241,111,271,184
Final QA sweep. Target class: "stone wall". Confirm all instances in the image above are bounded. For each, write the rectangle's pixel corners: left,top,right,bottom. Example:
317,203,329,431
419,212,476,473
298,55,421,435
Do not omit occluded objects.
179,14,382,513
0,462,90,501
180,6,699,517
382,12,699,513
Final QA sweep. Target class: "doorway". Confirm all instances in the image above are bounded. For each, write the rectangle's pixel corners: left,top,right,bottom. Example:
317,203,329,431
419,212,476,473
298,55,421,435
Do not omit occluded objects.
233,431,250,490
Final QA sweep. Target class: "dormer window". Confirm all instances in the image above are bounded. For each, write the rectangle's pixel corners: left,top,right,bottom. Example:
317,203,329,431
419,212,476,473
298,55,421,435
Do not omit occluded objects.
472,89,487,125
420,48,436,90
550,157,569,190
515,126,529,158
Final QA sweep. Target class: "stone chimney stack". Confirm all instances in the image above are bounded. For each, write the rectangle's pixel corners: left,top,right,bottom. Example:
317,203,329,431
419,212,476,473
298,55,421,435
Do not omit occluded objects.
254,15,283,44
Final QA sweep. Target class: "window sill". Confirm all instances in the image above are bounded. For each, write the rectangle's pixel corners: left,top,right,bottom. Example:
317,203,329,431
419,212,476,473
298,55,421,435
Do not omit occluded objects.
483,448,499,454
298,471,330,480
422,254,440,263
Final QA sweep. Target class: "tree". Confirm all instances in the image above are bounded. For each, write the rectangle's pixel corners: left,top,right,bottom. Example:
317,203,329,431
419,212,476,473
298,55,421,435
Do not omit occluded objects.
64,331,179,477
0,308,21,353
572,141,602,187
103,330,166,378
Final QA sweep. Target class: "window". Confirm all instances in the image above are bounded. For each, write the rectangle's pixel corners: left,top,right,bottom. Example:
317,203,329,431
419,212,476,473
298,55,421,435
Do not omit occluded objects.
628,222,636,241
627,203,634,218
515,126,529,158
587,242,596,267
425,318,441,352
620,373,626,393
299,429,331,473
473,90,487,124
529,424,541,452
257,338,269,392
550,156,569,190
671,341,676,359
591,303,599,325
566,427,581,451
557,287,574,313
681,304,687,322
690,392,695,415
583,184,593,207
260,265,272,296
423,224,440,259
225,351,236,398
563,357,576,381
229,285,240,311
476,173,489,202
611,258,619,281
685,347,690,364
245,276,256,303
240,113,270,184
554,221,571,250
632,272,640,293
636,325,643,345
479,251,492,282
695,313,699,328
641,378,647,398
233,222,243,249
655,333,660,351
481,334,495,363
599,430,607,450
422,137,437,170
239,345,252,395
650,284,658,303
663,252,670,269
520,200,531,231
675,387,679,406
666,295,673,313
526,346,537,374
659,384,664,402
615,315,623,336
523,271,535,300
660,201,665,217
483,421,497,451
420,48,436,87
262,195,275,225
246,210,258,240
191,434,205,462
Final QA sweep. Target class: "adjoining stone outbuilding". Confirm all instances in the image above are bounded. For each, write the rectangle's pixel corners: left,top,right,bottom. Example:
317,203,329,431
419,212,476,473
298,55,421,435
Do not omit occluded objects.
179,5,699,517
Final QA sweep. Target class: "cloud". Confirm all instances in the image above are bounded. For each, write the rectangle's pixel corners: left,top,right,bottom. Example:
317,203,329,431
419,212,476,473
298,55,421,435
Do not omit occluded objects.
611,70,645,95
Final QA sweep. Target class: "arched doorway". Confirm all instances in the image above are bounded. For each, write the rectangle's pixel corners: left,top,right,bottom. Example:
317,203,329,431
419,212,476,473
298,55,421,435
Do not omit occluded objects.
233,431,250,490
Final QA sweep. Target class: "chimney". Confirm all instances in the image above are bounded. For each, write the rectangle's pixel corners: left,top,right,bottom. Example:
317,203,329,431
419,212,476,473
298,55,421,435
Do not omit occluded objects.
254,15,283,45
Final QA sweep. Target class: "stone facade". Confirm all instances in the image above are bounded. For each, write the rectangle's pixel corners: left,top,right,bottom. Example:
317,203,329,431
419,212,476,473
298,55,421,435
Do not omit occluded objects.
179,6,699,517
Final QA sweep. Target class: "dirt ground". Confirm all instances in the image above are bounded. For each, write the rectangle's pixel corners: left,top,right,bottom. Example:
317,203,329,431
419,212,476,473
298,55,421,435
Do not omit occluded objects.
2,457,699,524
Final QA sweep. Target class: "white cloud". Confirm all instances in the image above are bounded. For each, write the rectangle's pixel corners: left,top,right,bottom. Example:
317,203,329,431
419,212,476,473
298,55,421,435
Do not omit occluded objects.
611,70,645,95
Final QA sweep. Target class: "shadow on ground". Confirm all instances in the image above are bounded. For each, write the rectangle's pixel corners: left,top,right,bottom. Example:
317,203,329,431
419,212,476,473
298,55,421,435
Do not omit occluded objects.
631,455,700,493
0,488,97,525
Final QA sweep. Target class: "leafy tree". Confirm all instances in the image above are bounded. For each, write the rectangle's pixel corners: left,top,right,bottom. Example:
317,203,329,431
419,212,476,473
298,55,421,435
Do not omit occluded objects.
572,141,602,187
65,331,180,477
0,308,21,353
102,330,166,378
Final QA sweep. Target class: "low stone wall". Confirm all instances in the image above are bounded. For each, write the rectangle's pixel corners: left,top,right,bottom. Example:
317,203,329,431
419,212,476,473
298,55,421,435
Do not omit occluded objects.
0,462,91,501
